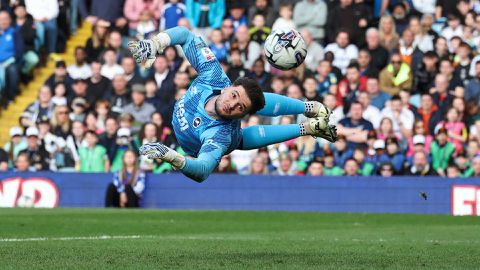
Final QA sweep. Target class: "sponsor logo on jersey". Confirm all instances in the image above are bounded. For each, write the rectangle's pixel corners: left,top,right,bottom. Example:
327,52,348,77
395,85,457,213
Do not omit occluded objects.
201,47,216,61
193,117,202,128
195,40,207,49
176,97,189,131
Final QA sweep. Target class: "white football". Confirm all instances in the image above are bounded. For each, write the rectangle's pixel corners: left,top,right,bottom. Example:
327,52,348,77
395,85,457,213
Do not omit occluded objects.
264,29,307,70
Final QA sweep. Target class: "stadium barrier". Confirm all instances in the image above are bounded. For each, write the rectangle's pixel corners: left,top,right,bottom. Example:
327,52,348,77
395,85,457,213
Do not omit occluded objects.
0,172,479,216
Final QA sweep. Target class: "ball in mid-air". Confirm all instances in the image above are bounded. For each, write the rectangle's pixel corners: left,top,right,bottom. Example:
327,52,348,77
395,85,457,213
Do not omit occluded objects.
264,29,307,70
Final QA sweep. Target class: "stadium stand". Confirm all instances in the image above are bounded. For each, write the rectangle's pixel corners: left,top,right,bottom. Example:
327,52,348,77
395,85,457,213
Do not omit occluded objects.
1,0,480,179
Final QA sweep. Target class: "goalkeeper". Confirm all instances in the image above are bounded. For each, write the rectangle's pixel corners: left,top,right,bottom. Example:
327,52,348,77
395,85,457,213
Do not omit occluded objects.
129,26,337,182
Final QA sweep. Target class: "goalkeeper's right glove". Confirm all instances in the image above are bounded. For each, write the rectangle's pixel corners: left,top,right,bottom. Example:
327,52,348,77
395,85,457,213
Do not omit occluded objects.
139,142,186,170
127,33,171,68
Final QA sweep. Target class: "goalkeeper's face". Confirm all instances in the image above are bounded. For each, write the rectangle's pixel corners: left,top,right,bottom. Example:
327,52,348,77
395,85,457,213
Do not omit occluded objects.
215,86,252,120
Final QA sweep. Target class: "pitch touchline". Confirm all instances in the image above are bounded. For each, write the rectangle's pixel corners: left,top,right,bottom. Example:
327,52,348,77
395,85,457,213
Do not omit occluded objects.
0,235,146,242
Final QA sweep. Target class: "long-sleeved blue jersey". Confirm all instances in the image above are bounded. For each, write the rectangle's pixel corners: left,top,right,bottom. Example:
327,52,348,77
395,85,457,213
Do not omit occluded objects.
166,27,242,182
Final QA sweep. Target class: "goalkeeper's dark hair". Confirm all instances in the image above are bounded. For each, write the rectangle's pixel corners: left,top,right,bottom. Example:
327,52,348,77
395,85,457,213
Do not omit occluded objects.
233,77,265,114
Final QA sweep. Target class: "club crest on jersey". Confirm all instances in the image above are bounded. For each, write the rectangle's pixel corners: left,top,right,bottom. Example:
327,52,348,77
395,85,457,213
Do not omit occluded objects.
193,117,202,128
201,47,216,61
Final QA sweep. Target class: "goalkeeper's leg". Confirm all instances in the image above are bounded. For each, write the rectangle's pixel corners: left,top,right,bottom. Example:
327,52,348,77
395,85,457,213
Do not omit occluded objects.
239,119,337,150
257,93,330,118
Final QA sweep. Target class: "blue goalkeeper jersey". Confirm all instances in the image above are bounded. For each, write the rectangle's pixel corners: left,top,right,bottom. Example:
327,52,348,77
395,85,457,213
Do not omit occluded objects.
169,28,242,164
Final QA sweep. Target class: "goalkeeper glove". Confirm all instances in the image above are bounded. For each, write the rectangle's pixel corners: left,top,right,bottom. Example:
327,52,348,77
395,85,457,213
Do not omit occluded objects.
127,33,171,68
139,142,186,170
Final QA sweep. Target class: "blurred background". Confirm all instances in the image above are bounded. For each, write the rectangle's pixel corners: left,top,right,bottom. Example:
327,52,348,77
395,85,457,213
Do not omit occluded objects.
0,0,479,215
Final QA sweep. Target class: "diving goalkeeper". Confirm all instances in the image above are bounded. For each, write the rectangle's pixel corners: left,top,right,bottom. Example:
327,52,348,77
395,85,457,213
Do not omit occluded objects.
128,26,337,182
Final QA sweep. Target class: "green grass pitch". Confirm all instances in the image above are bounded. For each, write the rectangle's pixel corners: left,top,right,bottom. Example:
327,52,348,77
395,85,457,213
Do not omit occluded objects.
1,208,479,269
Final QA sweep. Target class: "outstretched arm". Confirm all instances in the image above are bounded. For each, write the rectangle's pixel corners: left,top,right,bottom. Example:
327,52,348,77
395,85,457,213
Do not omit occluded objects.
139,141,225,183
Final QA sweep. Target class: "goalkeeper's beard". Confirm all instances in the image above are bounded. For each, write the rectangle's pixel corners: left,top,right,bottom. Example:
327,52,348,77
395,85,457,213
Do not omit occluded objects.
214,96,236,120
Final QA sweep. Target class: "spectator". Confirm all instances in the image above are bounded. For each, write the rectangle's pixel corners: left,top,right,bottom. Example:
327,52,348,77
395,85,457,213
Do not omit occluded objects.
357,49,378,78
67,46,92,80
232,25,261,70
123,84,156,125
337,63,366,107
248,0,275,28
414,94,442,135
378,15,400,51
24,85,54,124
338,102,374,149
303,77,321,102
85,20,109,63
101,48,124,80
4,126,27,169
330,134,353,167
226,48,248,82
453,41,472,85
379,52,413,95
19,127,50,171
185,0,225,38
324,30,358,75
441,14,463,45
79,130,109,172
50,137,76,172
301,29,323,72
408,150,437,176
315,60,337,97
352,146,374,176
392,3,409,35
326,0,369,45
344,158,360,176
37,115,57,155
0,10,21,102
357,92,381,129
380,95,414,139
272,3,295,31
209,29,228,62
51,105,72,139
215,154,236,174
25,0,58,54
249,58,272,91
80,0,127,26
150,55,175,106
409,16,434,53
104,75,131,116
160,0,186,31
378,137,405,173
431,74,454,116
467,155,480,177
413,51,439,95
45,60,74,95
306,160,323,176
407,121,434,157
435,107,467,154
14,152,32,172
99,116,119,163
228,2,248,32
322,148,343,176
124,0,163,35
378,162,395,177
51,82,67,106
68,79,92,108
274,153,296,175
430,127,455,176
465,61,480,105
220,18,235,47
105,149,145,208
248,14,270,45
365,28,389,71
13,3,38,78
87,60,111,103
446,163,462,178
366,77,390,110
293,0,327,42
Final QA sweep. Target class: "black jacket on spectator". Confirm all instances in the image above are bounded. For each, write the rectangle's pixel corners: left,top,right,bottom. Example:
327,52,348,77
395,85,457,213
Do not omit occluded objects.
326,2,371,45
407,165,438,176
432,92,454,116
87,76,111,105
413,65,438,95
99,133,118,162
16,15,36,52
78,0,125,23
85,38,105,63
368,46,389,71
103,90,131,116
45,74,74,97
227,65,249,82
19,146,50,171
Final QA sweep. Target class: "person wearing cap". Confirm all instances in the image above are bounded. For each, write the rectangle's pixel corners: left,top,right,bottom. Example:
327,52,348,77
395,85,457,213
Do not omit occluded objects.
37,115,58,155
78,130,110,172
45,60,74,94
18,127,50,171
123,83,156,125
430,127,455,176
70,97,88,122
378,136,406,174
407,150,437,176
4,126,27,168
110,127,136,172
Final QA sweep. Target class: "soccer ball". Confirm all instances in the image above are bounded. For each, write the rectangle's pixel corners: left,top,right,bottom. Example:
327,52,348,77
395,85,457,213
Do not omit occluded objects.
264,29,307,70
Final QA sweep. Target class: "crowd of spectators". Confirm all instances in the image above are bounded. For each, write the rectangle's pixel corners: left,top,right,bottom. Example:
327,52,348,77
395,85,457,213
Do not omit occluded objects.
2,0,480,181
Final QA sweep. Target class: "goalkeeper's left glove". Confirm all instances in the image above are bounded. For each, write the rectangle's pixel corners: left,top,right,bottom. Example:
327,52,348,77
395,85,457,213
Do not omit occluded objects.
127,33,171,68
139,142,186,170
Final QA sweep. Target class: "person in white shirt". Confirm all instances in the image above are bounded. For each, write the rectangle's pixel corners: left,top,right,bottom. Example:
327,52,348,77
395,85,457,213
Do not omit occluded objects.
101,48,124,80
324,31,358,74
301,29,324,72
25,0,59,54
380,95,414,139
412,0,436,15
357,91,381,129
272,4,296,31
67,46,92,80
441,14,464,51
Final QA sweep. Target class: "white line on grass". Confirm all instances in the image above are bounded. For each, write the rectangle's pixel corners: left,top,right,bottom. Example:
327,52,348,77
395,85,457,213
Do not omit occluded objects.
0,235,146,242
